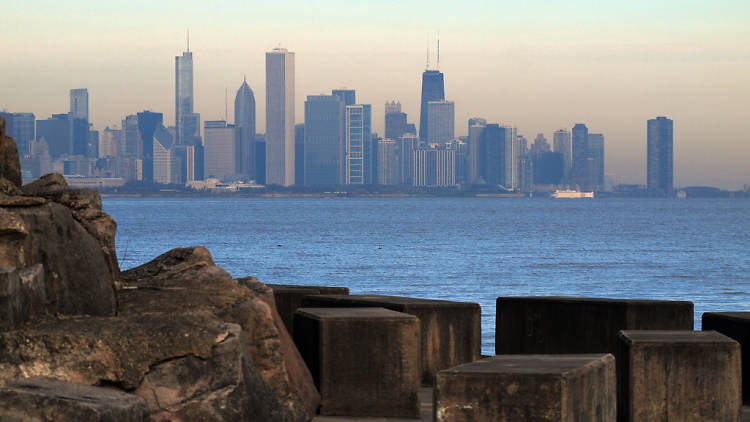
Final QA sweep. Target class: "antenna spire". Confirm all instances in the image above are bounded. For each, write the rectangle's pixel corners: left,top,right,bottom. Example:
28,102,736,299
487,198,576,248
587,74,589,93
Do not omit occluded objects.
187,30,190,52
437,31,440,69
225,87,228,121
426,33,430,70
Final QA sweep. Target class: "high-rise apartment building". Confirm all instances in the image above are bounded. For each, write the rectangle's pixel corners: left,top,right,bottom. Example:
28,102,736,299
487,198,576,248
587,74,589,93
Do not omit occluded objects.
418,70,445,142
6,113,35,155
427,100,454,143
266,47,295,186
345,104,371,184
483,123,517,188
36,114,72,158
136,111,163,182
304,95,345,186
399,134,419,186
468,117,487,184
530,134,550,159
153,125,179,184
588,133,605,191
204,120,239,181
571,123,589,188
377,138,400,185
413,144,456,187
234,77,256,181
553,129,572,182
647,116,674,196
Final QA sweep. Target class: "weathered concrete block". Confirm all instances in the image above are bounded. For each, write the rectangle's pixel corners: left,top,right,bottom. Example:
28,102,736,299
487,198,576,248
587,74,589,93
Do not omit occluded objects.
294,307,420,418
266,284,349,337
301,294,481,384
0,377,150,422
617,330,741,422
496,296,693,355
703,312,750,404
434,354,616,422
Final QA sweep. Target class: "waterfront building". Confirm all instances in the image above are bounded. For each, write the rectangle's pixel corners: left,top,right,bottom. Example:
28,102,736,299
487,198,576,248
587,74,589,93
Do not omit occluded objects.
534,152,564,185
266,47,295,186
203,120,239,181
448,139,468,185
418,69,445,142
377,138,400,185
647,116,674,196
413,144,455,187
427,100,454,143
36,114,72,158
483,123,517,189
295,123,304,185
304,95,345,186
332,89,355,107
398,133,419,185
175,43,194,145
136,111,163,182
553,129,572,182
152,125,179,184
588,133,605,191
504,124,518,190
571,123,589,188
468,117,487,184
345,104,372,184
234,77,256,181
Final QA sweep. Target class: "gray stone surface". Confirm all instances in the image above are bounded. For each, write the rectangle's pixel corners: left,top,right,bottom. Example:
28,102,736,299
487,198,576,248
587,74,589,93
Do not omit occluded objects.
0,115,21,189
301,294,481,384
295,307,421,418
703,312,750,404
618,330,741,422
0,377,149,422
496,296,693,355
267,284,350,337
434,354,616,422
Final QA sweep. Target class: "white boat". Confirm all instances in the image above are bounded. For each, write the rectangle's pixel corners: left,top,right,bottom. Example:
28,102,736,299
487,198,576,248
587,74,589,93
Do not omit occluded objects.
551,189,594,199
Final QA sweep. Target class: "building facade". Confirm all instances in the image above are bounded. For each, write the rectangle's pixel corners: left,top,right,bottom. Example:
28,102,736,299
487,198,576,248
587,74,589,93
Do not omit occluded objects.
203,120,239,181
571,123,589,188
304,95,345,186
427,100,454,143
553,129,572,182
418,69,445,142
234,77,256,181
468,117,487,184
588,133,605,191
377,138,400,185
345,104,371,184
265,48,295,186
647,116,674,196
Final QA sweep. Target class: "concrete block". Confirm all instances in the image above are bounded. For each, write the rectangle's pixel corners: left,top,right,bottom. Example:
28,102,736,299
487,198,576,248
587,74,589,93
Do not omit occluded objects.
301,294,481,384
266,284,349,337
434,354,616,422
0,377,150,421
617,330,741,422
703,312,750,404
496,296,693,355
294,307,420,418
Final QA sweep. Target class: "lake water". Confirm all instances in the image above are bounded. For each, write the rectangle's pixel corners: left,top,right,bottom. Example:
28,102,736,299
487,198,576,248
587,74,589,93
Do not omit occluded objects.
104,197,750,354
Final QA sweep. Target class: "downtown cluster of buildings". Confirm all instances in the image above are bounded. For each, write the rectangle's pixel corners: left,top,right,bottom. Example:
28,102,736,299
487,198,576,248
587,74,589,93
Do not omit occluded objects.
1,43,676,195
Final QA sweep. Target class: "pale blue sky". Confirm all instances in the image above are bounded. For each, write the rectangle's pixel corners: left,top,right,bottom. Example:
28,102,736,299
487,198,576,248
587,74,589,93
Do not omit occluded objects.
2,0,750,187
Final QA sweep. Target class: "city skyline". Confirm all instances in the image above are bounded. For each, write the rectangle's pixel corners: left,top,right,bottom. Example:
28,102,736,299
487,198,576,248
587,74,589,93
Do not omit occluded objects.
2,1,749,188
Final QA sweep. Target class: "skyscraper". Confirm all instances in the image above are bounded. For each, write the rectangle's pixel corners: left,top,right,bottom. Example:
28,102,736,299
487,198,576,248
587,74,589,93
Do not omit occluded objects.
647,116,674,196
36,114,72,158
266,47,295,186
553,129,572,182
332,89,356,107
377,138,400,185
468,117,487,184
385,101,408,140
504,124,518,190
137,111,163,182
427,100,454,143
204,120,239,181
345,104,371,184
588,133,605,191
571,123,589,188
483,123,517,188
304,95,345,186
11,113,34,155
418,70,445,142
69,89,89,121
175,44,194,145
234,77,256,180
295,123,304,185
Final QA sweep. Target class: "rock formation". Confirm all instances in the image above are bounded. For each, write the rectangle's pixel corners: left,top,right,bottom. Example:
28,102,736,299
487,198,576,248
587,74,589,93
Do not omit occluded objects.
0,123,321,420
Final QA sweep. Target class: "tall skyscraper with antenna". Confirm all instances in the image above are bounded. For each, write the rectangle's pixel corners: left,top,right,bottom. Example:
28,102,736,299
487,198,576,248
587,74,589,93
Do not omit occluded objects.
418,36,445,143
175,33,193,144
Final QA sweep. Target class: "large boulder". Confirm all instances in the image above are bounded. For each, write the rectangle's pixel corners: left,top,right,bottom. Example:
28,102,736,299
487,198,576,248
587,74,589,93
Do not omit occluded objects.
118,247,321,422
0,115,21,189
0,312,290,421
0,377,150,422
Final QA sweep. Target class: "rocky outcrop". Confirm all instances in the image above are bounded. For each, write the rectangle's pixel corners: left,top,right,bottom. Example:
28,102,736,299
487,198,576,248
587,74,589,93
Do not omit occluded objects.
119,247,321,422
0,312,290,421
0,377,150,422
0,115,21,189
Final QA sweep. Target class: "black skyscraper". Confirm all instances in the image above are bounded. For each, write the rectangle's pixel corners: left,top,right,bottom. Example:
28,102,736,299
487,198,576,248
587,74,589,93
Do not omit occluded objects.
483,124,505,186
137,111,163,183
647,116,674,196
571,123,589,188
385,112,408,140
418,70,445,142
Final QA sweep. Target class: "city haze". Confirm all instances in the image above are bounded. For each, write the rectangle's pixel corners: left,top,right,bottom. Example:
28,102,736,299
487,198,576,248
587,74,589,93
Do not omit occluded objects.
3,0,750,188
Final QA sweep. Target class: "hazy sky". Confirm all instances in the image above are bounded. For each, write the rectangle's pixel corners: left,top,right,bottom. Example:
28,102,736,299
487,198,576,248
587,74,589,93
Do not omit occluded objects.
3,0,750,188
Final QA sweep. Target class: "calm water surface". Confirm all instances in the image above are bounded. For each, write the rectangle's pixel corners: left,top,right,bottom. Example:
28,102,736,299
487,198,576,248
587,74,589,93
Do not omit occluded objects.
104,197,750,354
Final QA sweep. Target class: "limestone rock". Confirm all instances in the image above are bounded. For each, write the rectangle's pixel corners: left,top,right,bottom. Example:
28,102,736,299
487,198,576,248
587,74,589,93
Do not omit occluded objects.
1,201,115,317
119,247,320,422
0,116,21,189
0,313,289,421
0,377,150,422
